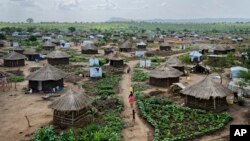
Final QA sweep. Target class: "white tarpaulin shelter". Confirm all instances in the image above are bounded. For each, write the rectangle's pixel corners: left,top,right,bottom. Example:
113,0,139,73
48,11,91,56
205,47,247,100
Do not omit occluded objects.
61,42,70,48
90,67,102,78
140,59,151,68
228,79,250,96
135,51,145,57
230,66,248,80
82,41,94,47
89,58,99,66
189,51,202,62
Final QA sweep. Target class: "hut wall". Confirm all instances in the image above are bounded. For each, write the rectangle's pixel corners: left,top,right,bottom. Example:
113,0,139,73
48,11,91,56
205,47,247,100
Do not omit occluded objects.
0,43,4,47
193,65,206,73
137,45,146,50
119,48,132,52
173,66,184,73
214,50,227,55
149,77,179,87
186,96,228,112
3,59,25,67
53,108,90,126
81,50,98,54
43,46,55,51
110,60,124,67
29,79,64,91
160,46,171,51
47,58,69,65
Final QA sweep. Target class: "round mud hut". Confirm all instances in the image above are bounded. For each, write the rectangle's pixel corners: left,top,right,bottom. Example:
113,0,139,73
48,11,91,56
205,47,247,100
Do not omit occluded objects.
181,76,231,112
4,51,26,67
107,53,124,68
27,64,66,92
50,89,93,126
43,41,55,51
24,48,40,61
166,57,185,73
120,40,132,52
136,41,147,50
81,44,98,54
213,46,228,55
46,50,70,65
10,46,24,54
149,65,183,87
159,42,171,51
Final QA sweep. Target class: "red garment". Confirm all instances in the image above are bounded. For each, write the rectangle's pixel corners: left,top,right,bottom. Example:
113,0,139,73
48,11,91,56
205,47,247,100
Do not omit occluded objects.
129,96,135,104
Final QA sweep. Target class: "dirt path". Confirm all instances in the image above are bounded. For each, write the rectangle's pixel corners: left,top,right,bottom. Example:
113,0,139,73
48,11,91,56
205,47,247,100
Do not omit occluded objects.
119,60,151,141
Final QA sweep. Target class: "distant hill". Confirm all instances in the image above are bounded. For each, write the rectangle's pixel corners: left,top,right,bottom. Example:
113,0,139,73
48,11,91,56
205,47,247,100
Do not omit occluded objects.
107,17,250,23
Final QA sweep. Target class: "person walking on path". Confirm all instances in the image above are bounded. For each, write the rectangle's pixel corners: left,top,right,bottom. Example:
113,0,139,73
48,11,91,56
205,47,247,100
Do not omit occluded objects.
128,93,135,108
129,86,133,94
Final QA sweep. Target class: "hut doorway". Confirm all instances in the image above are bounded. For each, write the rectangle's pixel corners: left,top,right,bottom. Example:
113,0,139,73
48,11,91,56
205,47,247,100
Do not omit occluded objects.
38,81,42,91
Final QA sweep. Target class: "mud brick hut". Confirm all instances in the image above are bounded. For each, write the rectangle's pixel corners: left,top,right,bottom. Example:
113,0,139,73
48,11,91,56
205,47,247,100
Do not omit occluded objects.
50,89,93,126
46,50,70,65
159,42,171,51
149,65,183,87
24,48,40,61
43,41,55,51
107,53,124,68
10,46,24,54
4,51,26,67
81,43,98,54
27,64,66,92
136,41,147,50
213,46,228,55
0,40,4,47
119,40,132,52
181,76,231,112
166,57,185,73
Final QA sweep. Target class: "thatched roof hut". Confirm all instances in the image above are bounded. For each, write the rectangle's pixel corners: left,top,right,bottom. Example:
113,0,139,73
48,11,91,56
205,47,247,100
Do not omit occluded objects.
166,57,185,73
43,41,55,51
181,76,231,112
149,65,183,87
81,44,98,54
46,50,70,65
10,47,24,54
0,40,5,47
160,42,171,51
120,40,132,52
107,53,124,68
213,46,227,55
27,64,66,91
136,41,147,50
24,48,40,61
50,89,93,126
4,51,26,67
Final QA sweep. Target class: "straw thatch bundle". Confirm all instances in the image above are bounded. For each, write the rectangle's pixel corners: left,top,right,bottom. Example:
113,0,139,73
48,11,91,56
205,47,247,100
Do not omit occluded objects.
150,65,183,78
46,50,69,59
181,76,231,99
166,57,184,67
50,89,92,111
27,63,66,81
4,51,26,60
120,40,132,49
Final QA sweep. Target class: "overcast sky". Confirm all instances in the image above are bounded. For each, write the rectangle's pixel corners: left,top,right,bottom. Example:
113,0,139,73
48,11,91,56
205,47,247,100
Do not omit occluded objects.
1,0,250,22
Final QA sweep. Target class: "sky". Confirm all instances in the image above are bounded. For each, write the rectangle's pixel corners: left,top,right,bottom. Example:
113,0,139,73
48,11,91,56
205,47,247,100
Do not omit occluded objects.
0,0,250,22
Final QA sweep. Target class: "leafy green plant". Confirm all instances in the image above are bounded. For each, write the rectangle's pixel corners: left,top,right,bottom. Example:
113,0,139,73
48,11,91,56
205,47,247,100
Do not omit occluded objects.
132,69,149,82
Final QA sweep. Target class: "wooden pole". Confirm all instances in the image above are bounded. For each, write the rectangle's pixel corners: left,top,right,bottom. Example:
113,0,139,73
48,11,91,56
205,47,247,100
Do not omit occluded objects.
25,115,31,127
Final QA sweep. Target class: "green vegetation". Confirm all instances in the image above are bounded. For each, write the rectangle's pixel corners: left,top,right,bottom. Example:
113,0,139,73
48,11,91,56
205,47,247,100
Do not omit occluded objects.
178,54,190,64
96,75,121,97
132,69,149,82
7,75,25,82
150,57,165,63
69,55,88,62
135,91,232,141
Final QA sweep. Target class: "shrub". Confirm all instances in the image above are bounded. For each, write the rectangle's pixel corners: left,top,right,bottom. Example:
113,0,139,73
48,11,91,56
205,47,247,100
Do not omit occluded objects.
238,97,245,106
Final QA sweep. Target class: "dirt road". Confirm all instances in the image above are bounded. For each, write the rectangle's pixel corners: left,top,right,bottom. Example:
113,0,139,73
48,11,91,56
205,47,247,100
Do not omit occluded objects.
119,60,152,141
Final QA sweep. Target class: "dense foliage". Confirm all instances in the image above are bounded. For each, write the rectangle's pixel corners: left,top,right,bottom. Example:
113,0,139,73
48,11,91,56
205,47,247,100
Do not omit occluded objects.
135,91,232,141
132,69,149,82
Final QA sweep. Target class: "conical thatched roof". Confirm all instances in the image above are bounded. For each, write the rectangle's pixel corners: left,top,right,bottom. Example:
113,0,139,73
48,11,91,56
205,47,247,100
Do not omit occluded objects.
27,63,66,81
160,42,170,47
181,76,231,99
24,48,39,55
166,57,184,67
120,40,132,49
149,65,183,78
12,46,24,51
50,89,92,111
46,50,69,59
108,53,123,61
43,41,55,47
4,51,26,60
214,45,226,51
82,43,97,50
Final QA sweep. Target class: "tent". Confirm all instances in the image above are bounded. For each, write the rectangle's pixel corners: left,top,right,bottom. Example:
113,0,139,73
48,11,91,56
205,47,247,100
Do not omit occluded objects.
90,67,102,78
189,51,202,62
228,79,250,96
135,51,145,57
89,58,99,66
140,59,151,68
230,66,248,80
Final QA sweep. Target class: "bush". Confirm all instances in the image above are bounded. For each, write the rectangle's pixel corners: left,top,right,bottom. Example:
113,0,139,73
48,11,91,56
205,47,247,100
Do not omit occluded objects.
238,97,245,106
132,69,149,82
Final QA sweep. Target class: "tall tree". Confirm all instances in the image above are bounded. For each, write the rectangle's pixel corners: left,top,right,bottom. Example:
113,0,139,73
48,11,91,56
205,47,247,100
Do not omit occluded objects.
68,27,76,33
26,18,34,23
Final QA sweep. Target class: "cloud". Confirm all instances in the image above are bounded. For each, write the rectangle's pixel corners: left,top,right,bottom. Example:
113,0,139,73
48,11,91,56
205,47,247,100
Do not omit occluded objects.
161,2,167,7
9,0,39,7
95,0,118,10
58,0,79,9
